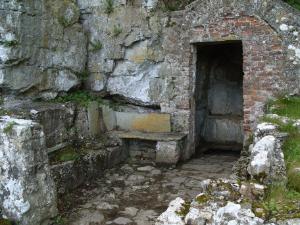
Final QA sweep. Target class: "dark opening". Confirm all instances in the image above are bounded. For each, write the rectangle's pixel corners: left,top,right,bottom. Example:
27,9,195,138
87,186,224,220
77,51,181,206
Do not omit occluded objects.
194,41,244,154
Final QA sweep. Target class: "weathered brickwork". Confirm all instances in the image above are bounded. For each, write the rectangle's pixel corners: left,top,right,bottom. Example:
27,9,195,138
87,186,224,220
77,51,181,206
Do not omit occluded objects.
160,1,300,159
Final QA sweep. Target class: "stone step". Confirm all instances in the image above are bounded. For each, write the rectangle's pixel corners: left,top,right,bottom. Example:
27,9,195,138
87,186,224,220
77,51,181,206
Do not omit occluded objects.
114,131,187,165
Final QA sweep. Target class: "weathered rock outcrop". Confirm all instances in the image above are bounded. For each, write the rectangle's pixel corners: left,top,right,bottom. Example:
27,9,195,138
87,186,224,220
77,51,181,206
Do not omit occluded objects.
0,116,57,225
0,0,87,98
248,122,286,184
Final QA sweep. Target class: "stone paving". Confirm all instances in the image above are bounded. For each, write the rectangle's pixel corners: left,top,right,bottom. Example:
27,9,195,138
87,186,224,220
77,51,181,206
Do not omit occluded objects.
64,151,239,225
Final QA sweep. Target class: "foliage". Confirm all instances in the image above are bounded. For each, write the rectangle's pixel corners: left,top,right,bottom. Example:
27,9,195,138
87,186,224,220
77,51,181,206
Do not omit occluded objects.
285,0,300,11
257,183,300,220
90,40,103,52
111,25,122,37
3,122,17,134
259,96,300,219
104,0,114,14
51,90,104,107
0,109,12,117
52,215,68,225
266,96,300,119
175,202,191,217
75,70,90,81
0,40,19,47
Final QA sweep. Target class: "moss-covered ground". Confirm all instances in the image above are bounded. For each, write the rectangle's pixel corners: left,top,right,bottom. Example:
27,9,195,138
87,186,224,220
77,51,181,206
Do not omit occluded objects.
49,146,83,164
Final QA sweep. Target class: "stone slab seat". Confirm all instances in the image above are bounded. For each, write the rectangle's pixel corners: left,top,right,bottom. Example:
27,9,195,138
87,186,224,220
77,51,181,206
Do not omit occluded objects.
114,130,187,165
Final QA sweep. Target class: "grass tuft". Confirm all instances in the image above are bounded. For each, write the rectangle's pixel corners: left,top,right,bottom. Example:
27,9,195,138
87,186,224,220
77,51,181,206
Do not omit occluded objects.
3,121,17,134
0,40,19,47
104,0,114,14
257,183,300,220
111,25,122,37
90,40,103,52
284,0,300,11
266,96,300,119
258,96,300,219
51,90,103,108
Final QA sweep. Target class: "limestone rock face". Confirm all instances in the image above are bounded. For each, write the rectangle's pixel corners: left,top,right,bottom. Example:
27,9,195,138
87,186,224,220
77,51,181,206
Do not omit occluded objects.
0,0,87,98
155,197,185,225
0,116,57,225
248,123,286,184
155,179,264,225
248,135,276,178
213,202,264,225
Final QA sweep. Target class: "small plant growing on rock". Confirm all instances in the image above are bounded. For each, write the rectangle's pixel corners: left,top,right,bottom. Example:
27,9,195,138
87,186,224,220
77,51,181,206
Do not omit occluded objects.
104,0,114,14
90,40,103,52
3,121,17,134
111,25,122,37
0,40,19,47
175,202,191,217
75,69,90,81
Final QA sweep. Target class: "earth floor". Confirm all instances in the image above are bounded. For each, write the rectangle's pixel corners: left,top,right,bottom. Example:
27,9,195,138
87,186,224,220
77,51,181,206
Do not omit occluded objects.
62,150,240,225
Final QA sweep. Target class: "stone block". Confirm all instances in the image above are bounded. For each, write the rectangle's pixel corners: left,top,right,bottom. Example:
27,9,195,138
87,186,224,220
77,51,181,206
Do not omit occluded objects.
0,116,57,225
29,103,76,149
116,112,171,133
102,105,117,131
75,102,105,139
156,141,181,165
203,118,244,145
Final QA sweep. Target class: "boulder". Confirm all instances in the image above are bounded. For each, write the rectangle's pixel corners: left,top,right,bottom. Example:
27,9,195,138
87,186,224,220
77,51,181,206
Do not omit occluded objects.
155,197,185,225
213,202,264,225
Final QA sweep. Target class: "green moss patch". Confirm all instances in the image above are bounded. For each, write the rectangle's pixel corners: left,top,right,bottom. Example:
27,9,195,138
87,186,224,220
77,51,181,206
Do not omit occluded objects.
176,202,191,217
196,194,210,204
49,146,82,164
0,219,13,225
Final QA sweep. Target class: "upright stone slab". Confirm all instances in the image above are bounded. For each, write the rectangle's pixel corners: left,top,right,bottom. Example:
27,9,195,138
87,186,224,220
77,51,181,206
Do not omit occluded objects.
156,141,181,165
0,116,57,225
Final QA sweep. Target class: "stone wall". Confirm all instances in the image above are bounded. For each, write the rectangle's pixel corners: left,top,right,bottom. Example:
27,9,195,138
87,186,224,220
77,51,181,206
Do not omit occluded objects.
1,0,300,160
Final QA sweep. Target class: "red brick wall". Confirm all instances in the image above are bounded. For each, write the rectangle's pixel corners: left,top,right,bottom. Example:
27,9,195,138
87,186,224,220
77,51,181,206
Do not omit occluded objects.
190,16,285,134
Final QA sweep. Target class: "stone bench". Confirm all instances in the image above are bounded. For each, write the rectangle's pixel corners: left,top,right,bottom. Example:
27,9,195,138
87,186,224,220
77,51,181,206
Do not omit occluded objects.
114,131,187,165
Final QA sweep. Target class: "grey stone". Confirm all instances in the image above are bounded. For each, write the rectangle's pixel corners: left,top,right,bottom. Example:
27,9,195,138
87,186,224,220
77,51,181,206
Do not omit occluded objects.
125,174,146,185
71,209,105,225
248,124,286,184
113,217,133,225
156,141,181,165
0,116,57,225
202,118,244,145
137,165,156,172
120,207,139,217
212,202,264,225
